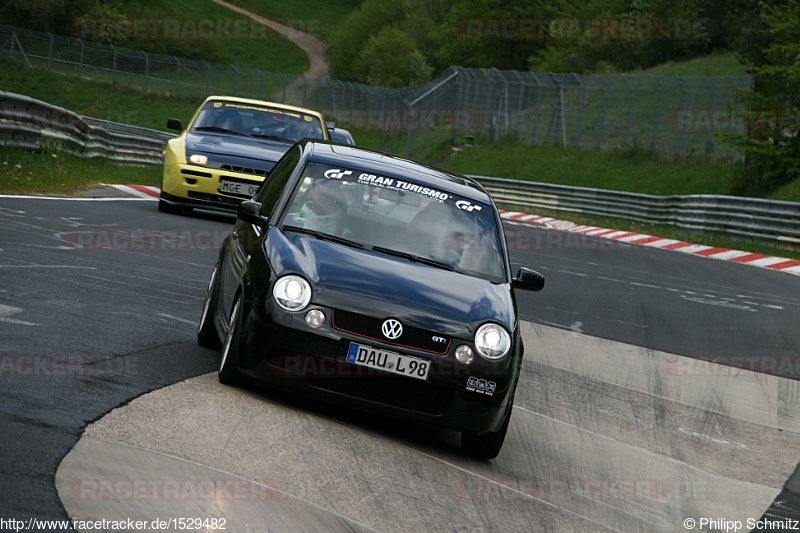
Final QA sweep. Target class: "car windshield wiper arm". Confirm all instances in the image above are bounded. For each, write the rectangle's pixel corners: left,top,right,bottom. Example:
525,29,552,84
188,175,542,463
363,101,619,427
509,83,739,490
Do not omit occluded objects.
193,126,246,136
249,133,292,143
283,225,365,249
370,246,455,271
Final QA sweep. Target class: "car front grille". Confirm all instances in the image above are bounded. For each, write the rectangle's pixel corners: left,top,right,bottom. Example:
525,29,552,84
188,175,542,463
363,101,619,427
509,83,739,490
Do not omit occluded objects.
331,309,451,355
220,164,270,177
307,376,452,415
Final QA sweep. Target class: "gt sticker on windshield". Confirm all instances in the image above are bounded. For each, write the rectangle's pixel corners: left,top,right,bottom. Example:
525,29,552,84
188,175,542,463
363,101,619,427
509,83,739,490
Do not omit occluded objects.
357,173,450,202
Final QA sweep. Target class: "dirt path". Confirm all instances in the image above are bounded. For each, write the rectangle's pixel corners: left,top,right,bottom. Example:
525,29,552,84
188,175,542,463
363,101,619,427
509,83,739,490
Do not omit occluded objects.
210,0,329,104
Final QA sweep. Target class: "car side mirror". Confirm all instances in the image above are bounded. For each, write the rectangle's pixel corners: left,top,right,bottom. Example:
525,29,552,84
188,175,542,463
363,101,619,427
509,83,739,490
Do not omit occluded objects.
237,201,268,230
167,118,182,131
512,268,544,292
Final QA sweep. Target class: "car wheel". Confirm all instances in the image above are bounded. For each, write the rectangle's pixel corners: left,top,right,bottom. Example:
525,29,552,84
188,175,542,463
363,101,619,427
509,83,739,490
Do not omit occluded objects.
197,263,222,349
218,296,247,387
158,199,183,215
461,389,515,460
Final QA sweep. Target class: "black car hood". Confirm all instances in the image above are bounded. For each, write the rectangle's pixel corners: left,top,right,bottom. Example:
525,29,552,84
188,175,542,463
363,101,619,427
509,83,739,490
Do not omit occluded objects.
185,131,292,163
265,228,515,338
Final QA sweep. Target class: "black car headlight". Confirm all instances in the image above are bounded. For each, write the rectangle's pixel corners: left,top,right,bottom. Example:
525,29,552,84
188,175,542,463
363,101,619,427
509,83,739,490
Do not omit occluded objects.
273,275,312,311
474,323,511,360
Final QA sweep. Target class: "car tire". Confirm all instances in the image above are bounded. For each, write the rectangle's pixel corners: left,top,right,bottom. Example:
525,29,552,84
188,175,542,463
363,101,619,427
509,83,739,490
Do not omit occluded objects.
218,296,247,387
197,263,222,349
461,389,515,460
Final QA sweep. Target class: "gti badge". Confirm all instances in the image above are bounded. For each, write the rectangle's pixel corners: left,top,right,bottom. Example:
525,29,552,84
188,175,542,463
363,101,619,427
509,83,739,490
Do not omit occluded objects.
381,318,403,340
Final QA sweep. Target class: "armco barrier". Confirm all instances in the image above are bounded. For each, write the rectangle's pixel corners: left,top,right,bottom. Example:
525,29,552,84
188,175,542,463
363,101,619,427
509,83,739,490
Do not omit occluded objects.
2,89,799,247
0,90,173,164
473,176,800,246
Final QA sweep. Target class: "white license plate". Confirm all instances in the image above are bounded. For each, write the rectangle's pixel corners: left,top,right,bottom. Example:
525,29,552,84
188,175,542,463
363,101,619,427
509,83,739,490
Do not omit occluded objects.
346,343,430,380
220,180,259,198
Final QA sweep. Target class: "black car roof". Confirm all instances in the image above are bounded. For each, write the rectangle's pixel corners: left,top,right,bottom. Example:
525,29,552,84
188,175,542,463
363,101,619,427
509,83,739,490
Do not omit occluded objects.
302,140,493,203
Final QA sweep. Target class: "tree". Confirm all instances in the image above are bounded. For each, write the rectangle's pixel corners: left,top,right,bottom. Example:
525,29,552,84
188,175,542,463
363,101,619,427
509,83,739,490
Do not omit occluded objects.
723,0,800,194
359,26,433,87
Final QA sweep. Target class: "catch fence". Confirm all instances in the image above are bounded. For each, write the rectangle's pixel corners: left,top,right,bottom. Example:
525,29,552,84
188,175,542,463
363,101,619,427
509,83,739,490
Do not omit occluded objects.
1,24,751,161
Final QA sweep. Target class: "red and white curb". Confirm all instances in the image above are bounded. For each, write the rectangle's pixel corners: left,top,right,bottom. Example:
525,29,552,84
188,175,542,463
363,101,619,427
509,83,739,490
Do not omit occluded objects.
499,210,800,277
102,189,800,277
106,184,160,199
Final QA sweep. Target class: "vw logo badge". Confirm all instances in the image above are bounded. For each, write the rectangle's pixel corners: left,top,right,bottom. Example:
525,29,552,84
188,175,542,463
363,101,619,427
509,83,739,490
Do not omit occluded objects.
381,318,403,340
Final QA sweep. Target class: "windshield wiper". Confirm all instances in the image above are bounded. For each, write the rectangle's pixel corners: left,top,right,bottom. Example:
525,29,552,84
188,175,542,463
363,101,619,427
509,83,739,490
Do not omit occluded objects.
370,246,455,271
283,225,365,249
193,126,246,136
249,133,292,143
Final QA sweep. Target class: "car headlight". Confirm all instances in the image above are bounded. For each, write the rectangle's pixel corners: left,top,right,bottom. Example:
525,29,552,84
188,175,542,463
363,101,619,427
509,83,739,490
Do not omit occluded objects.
188,153,208,165
474,323,511,360
273,275,312,311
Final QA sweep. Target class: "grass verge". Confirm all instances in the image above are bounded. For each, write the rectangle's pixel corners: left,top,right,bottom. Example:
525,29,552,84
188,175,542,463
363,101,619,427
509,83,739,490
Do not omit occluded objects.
0,146,161,195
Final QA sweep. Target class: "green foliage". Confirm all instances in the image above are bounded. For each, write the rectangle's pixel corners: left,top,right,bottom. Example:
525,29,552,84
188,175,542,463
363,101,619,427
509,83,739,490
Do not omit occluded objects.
326,0,405,82
327,0,757,82
360,27,433,87
71,0,128,44
722,0,800,195
0,0,93,33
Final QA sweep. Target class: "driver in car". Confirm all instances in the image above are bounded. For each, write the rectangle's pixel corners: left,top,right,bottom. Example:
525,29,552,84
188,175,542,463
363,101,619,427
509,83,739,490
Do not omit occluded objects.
286,179,350,236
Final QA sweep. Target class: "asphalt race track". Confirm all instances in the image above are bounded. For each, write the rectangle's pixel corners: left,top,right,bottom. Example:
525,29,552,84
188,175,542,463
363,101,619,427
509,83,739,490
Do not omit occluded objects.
2,194,800,532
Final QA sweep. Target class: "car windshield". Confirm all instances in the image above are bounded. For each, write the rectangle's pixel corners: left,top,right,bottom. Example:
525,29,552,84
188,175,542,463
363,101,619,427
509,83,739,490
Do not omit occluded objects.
280,162,506,283
191,100,326,142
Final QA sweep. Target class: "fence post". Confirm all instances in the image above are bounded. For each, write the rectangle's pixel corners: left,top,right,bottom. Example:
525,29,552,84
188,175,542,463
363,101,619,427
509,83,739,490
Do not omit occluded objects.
453,69,464,145
572,73,586,146
676,76,689,157
79,39,85,77
142,50,149,91
530,72,543,143
232,65,239,96
256,68,263,99
510,70,525,141
302,77,308,107
175,56,181,96
621,73,635,147
704,76,719,156
649,74,663,152
404,99,414,158
47,32,53,71
595,75,608,149
204,61,211,97
111,44,117,83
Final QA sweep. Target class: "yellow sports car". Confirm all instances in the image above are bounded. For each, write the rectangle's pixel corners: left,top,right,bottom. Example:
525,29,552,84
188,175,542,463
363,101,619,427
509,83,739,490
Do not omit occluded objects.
160,96,329,214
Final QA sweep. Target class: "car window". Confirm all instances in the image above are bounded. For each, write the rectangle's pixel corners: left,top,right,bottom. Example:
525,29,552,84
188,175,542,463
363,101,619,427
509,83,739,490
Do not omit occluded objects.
279,162,506,283
191,100,326,142
255,145,301,218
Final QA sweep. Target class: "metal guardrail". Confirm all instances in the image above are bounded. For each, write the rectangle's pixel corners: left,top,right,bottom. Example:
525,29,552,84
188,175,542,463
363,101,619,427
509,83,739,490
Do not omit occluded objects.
0,90,173,164
473,176,800,246
2,89,798,246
